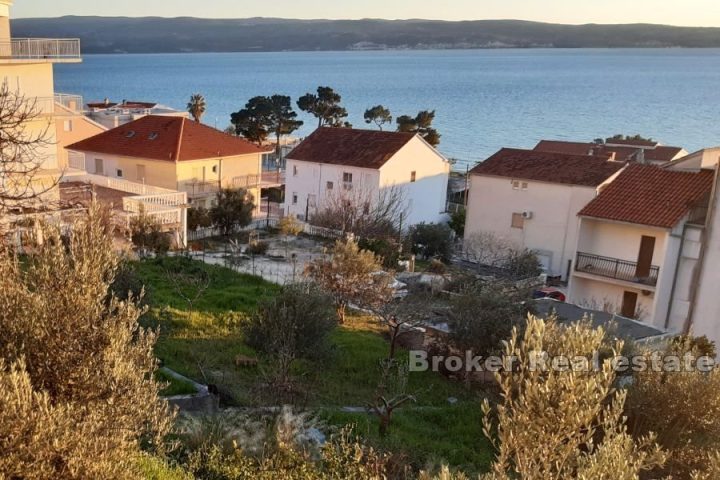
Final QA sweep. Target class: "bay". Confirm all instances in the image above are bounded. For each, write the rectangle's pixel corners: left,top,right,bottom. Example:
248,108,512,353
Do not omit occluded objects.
54,49,720,170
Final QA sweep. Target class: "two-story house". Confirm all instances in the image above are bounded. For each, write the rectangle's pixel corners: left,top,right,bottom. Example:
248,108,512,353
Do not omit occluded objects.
67,115,276,212
464,148,625,279
284,127,450,226
568,163,715,328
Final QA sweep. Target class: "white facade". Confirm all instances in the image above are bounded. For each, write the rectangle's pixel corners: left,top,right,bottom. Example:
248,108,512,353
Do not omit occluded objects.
464,174,616,279
284,135,450,227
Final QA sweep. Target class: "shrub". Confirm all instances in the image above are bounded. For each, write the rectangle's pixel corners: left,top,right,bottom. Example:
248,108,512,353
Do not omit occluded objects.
210,188,254,236
305,239,394,323
504,248,542,278
447,284,529,358
0,207,174,479
187,206,212,231
110,260,150,306
358,237,401,270
481,316,665,479
409,222,453,263
245,283,336,387
427,259,447,274
246,240,270,256
448,209,465,237
625,336,720,479
131,209,172,255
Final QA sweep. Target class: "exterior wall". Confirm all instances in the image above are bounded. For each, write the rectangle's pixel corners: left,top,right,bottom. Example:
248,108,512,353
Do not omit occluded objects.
55,111,106,169
86,110,188,130
284,159,380,221
378,136,450,225
568,217,685,329
569,276,656,322
666,225,704,332
71,151,263,210
464,174,597,278
690,167,720,346
0,63,58,169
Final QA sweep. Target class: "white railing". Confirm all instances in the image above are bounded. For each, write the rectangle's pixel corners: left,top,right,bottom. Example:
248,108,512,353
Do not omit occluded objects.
0,38,81,60
67,151,86,171
67,172,175,196
123,193,187,214
54,93,84,112
119,208,183,227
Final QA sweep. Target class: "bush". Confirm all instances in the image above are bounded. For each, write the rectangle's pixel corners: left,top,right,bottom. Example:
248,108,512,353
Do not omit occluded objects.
131,210,172,255
246,240,270,256
245,283,336,386
504,248,542,278
358,237,401,270
448,210,465,237
447,284,529,357
0,208,173,479
110,261,150,307
187,206,212,231
409,222,453,263
427,259,447,274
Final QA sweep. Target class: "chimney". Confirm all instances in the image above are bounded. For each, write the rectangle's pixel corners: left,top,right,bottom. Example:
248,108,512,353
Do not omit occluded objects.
0,1,14,42
636,149,646,164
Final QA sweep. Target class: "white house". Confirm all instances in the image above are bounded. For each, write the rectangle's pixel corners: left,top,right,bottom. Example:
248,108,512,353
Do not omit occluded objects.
284,127,450,226
568,162,716,333
464,148,626,279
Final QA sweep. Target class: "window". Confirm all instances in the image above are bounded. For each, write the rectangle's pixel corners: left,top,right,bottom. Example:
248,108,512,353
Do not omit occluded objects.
512,180,520,190
63,120,73,132
137,165,146,182
212,165,218,174
326,181,334,190
125,131,136,138
410,171,417,182
343,172,353,190
116,169,123,178
511,213,525,229
292,193,298,205
94,158,104,175
148,132,159,140
293,165,298,176
521,182,528,191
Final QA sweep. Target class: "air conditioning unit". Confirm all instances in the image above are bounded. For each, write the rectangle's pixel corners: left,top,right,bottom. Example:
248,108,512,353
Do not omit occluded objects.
522,211,534,220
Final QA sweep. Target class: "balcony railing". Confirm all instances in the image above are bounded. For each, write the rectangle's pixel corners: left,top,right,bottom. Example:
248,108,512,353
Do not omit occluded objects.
33,93,84,116
181,180,219,197
575,252,659,286
0,39,81,61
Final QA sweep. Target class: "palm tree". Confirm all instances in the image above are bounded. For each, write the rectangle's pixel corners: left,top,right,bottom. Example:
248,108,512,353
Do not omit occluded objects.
187,93,206,123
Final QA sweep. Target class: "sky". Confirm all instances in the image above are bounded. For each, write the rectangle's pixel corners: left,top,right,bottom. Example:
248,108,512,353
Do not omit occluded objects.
11,0,720,27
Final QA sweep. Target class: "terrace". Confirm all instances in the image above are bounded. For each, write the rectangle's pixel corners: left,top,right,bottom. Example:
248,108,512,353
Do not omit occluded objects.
0,38,81,63
575,251,659,287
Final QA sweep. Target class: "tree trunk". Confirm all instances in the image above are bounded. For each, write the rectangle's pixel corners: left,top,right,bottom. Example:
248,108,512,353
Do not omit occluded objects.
337,302,347,324
389,328,399,360
379,412,391,437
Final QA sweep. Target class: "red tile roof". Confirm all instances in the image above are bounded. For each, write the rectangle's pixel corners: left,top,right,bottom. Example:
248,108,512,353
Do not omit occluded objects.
470,148,625,187
534,140,683,163
579,164,714,228
68,115,269,162
287,127,418,169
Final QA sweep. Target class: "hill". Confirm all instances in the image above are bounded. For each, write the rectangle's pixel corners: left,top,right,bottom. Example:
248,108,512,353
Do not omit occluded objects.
11,16,720,53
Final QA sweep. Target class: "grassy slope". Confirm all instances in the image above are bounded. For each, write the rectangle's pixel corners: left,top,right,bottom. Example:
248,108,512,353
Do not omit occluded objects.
136,256,492,472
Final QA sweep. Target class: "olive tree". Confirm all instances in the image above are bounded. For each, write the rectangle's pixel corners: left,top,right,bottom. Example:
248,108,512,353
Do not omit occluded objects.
305,239,394,323
0,206,174,479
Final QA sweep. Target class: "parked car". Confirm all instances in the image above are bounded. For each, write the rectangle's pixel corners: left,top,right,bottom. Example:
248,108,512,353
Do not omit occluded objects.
533,287,566,302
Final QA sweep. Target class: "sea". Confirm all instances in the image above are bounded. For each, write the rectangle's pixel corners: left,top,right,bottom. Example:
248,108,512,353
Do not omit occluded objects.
54,49,720,170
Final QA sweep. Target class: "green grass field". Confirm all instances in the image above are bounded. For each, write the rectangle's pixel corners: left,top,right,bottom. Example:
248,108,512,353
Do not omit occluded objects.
135,255,493,472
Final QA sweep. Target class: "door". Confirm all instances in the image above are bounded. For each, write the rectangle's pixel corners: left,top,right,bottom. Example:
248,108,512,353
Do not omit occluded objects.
94,158,104,175
635,235,656,279
621,291,638,319
137,164,146,182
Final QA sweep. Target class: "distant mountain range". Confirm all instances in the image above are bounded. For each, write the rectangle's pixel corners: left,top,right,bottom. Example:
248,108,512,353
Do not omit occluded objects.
12,16,720,53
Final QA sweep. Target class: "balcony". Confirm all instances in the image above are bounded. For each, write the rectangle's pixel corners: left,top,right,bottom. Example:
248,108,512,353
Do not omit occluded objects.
575,252,659,287
0,38,81,63
33,93,84,116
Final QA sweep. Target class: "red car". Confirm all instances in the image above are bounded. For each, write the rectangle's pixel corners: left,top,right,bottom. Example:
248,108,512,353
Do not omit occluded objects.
533,287,566,302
